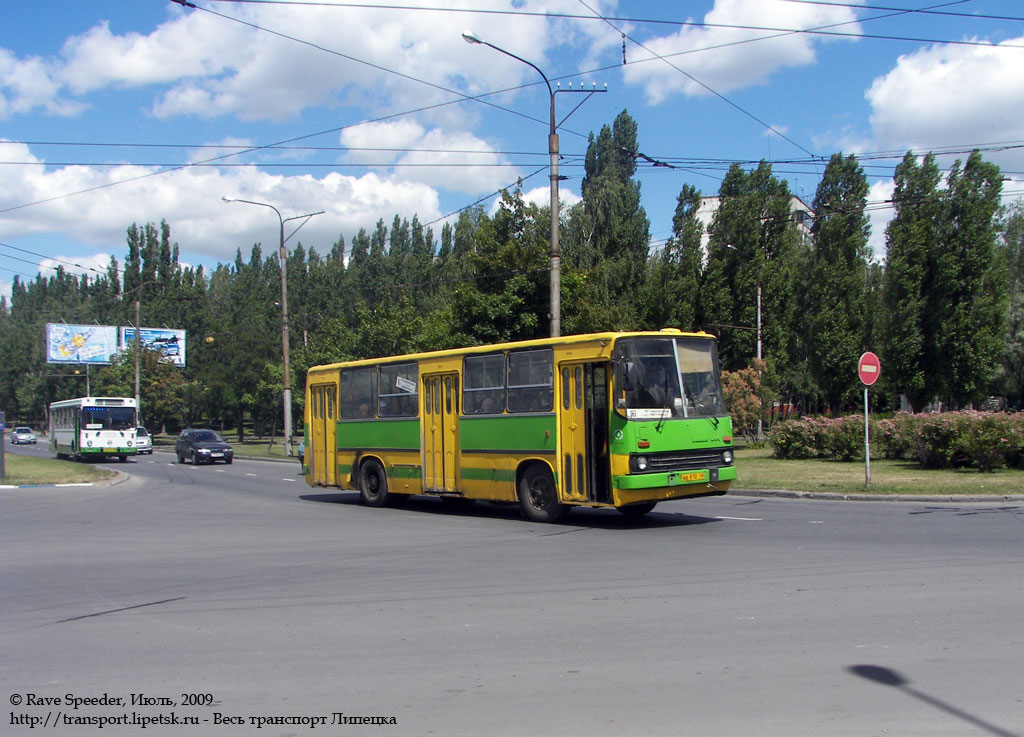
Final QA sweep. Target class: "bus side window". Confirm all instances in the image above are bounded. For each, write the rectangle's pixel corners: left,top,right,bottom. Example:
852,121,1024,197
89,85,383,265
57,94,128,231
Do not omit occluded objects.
341,367,377,418
507,349,553,413
464,353,505,414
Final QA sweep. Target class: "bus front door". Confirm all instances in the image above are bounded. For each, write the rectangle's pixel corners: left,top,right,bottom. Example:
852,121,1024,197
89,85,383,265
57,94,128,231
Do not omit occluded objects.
422,373,460,492
309,383,337,486
559,362,611,504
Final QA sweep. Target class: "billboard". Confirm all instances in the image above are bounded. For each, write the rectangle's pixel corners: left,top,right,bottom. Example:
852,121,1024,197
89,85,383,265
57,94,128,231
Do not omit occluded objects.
121,327,187,367
46,324,119,365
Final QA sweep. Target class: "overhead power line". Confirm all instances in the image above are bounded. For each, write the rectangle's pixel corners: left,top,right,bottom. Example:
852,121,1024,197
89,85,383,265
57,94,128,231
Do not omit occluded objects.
195,0,1024,48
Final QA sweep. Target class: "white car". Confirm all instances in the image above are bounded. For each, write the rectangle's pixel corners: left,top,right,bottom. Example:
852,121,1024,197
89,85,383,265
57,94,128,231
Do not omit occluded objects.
11,426,37,444
135,426,153,454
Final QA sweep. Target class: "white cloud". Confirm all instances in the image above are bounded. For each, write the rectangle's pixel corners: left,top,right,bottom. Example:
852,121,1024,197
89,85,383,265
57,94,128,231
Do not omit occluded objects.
341,120,518,194
0,140,442,265
622,0,859,104
867,37,1024,171
0,49,85,119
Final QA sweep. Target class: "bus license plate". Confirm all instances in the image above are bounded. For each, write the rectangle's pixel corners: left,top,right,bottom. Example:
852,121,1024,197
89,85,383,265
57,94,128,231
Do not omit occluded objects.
669,471,705,484
103,448,117,453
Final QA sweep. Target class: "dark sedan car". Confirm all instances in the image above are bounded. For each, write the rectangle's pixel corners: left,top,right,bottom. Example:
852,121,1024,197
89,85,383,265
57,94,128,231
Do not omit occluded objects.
175,428,234,465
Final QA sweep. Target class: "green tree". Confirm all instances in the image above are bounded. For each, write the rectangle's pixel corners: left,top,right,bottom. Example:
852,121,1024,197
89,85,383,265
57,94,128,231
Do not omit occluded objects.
563,109,651,331
934,151,1006,406
702,162,801,385
882,152,942,410
806,154,871,412
644,183,703,330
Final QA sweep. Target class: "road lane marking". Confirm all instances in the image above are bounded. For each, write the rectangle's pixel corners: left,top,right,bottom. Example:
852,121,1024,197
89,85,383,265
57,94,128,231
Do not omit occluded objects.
714,515,762,521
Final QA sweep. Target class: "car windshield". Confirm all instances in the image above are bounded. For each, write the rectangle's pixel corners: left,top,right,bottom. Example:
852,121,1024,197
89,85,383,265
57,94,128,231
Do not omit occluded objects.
136,427,149,437
194,430,223,442
15,427,32,433
613,336,726,420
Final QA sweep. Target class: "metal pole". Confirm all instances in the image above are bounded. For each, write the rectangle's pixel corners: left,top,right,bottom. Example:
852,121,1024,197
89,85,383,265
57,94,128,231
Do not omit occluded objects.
278,216,293,458
222,197,322,457
548,93,561,337
134,297,141,417
864,387,871,486
462,32,561,337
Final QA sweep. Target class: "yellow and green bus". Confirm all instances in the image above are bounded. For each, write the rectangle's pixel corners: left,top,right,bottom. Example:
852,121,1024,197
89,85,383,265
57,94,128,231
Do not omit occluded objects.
303,329,735,522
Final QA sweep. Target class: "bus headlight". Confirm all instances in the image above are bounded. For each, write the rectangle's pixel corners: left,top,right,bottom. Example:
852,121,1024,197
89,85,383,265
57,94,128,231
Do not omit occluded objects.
631,455,649,473
722,450,734,465
87,440,93,447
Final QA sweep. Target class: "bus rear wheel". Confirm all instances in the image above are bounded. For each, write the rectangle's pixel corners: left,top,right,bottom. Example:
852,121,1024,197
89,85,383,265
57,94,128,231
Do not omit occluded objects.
359,458,391,507
517,464,568,523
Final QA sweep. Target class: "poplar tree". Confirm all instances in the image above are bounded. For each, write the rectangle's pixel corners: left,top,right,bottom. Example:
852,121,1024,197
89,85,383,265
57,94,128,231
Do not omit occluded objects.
806,154,871,411
934,150,1006,406
882,152,941,410
644,183,703,330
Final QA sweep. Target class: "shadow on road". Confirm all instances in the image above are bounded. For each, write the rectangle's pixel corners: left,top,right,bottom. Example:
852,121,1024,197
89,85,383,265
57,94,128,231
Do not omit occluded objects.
849,664,1020,737
299,492,720,529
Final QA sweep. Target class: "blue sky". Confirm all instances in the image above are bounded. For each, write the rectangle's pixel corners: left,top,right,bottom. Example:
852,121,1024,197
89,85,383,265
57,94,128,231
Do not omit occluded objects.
2,0,1023,304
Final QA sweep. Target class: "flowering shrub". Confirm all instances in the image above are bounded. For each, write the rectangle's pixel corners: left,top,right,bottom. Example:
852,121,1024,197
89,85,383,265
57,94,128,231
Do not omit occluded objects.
768,418,820,459
875,414,918,460
769,411,1024,472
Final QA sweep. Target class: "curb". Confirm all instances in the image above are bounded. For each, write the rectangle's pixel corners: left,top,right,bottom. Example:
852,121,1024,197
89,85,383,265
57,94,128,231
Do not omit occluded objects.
0,468,131,491
729,488,1024,503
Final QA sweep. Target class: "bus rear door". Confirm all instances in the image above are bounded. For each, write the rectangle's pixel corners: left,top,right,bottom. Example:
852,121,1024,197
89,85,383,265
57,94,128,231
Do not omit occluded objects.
309,383,337,486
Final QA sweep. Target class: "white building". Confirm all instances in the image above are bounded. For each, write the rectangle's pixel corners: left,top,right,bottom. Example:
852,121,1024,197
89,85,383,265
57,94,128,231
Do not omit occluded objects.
695,195,815,252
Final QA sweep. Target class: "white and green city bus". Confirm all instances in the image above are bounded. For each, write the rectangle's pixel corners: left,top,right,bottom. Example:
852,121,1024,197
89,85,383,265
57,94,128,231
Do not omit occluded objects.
49,396,138,462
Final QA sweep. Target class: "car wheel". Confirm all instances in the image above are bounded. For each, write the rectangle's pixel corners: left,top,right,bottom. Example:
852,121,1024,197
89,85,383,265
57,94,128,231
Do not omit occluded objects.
225,458,233,464
190,450,200,465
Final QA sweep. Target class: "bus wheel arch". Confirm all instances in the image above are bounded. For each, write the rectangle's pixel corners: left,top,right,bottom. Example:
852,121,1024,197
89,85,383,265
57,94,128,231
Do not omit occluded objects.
516,461,568,523
359,456,391,507
617,501,657,517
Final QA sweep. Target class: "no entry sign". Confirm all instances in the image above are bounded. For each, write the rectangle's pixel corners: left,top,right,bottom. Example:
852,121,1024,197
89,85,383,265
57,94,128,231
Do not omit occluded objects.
858,351,881,386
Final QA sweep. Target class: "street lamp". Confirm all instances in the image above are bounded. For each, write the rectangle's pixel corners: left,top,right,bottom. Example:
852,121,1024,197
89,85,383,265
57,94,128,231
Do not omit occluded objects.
462,30,565,337
222,196,324,456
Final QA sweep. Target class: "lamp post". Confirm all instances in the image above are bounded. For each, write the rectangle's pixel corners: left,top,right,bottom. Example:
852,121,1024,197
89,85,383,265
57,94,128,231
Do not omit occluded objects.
462,30,564,337
222,197,324,456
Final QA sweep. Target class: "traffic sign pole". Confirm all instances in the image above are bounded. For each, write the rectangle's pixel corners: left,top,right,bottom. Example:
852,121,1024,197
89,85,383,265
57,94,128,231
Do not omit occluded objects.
864,387,870,486
858,352,881,488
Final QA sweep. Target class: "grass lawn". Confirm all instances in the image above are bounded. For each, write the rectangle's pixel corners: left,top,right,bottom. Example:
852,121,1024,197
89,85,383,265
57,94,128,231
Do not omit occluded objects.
734,446,1024,496
0,454,117,486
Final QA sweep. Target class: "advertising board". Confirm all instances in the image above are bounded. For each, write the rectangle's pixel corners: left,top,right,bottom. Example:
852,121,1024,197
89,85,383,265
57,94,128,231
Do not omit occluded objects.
46,324,119,365
121,327,187,367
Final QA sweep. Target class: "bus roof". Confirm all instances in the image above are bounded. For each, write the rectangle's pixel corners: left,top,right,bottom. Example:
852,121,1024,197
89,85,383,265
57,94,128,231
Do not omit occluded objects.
307,329,717,374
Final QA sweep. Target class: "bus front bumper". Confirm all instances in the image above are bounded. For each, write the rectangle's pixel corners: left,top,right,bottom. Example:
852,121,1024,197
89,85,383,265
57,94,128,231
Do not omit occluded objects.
613,464,737,490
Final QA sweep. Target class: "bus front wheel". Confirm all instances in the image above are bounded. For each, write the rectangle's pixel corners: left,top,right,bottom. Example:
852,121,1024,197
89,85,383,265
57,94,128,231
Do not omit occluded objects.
359,458,391,507
517,464,568,523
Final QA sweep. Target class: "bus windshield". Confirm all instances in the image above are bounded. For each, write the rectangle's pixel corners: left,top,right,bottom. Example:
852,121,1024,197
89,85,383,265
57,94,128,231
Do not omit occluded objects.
80,406,136,431
613,337,726,420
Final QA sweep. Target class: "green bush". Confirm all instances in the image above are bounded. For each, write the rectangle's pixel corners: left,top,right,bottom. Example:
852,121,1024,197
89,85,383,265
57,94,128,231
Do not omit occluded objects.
770,411,1024,472
825,415,866,461
875,414,917,460
769,417,831,459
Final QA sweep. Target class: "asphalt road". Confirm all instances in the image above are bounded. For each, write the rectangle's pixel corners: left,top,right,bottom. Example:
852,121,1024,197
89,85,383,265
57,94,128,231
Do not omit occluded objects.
2,448,1022,736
